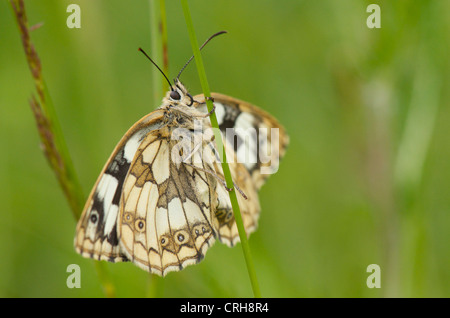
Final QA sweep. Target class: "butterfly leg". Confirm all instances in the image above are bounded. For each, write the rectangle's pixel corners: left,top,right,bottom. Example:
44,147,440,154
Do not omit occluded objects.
192,96,216,118
182,162,248,200
195,103,216,119
204,101,216,117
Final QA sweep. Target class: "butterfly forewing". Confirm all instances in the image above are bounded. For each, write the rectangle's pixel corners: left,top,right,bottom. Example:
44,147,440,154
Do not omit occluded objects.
74,110,165,263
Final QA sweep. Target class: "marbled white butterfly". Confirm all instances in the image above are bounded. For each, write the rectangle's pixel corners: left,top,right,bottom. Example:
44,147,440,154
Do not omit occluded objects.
74,35,288,276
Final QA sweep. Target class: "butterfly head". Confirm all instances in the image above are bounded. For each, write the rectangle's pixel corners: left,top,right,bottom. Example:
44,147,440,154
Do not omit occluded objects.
164,79,195,107
137,48,195,108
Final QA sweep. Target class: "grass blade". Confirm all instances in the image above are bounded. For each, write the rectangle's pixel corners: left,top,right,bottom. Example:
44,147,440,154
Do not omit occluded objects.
181,0,261,298
10,0,116,297
146,0,169,298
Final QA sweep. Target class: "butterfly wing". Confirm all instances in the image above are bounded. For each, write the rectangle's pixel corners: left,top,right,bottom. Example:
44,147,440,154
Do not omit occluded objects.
209,141,261,246
118,130,219,276
194,93,289,190
192,94,288,246
74,110,165,263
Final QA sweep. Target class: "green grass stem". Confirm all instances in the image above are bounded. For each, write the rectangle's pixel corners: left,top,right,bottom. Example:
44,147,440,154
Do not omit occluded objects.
10,0,115,297
149,0,169,106
146,0,168,298
181,0,261,298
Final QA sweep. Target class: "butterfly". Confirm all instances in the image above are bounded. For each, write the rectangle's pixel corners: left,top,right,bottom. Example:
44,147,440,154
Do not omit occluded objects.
74,36,289,276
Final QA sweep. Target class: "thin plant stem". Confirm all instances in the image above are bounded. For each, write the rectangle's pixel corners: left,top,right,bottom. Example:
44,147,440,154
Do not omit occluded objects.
146,0,168,298
159,0,169,85
149,0,169,106
180,0,261,298
10,0,116,297
394,44,440,298
394,51,440,200
10,0,84,219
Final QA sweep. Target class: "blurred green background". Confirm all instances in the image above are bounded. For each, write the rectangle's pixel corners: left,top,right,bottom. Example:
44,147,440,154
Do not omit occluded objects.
0,0,449,297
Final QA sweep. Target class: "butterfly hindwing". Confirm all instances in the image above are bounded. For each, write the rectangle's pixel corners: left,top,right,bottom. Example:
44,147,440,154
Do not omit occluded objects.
194,93,289,190
190,94,288,246
210,140,261,246
118,129,219,276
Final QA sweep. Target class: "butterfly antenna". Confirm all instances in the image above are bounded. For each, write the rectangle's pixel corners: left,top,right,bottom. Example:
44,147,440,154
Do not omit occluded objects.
138,47,173,91
176,30,228,81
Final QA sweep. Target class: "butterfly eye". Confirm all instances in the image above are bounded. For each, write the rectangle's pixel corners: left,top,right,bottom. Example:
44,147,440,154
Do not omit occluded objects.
170,90,181,100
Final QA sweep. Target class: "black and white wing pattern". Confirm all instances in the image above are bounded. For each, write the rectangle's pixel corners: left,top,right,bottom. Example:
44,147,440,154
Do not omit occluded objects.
193,94,289,246
210,141,261,247
76,109,224,276
74,111,165,263
194,93,289,190
118,129,219,276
